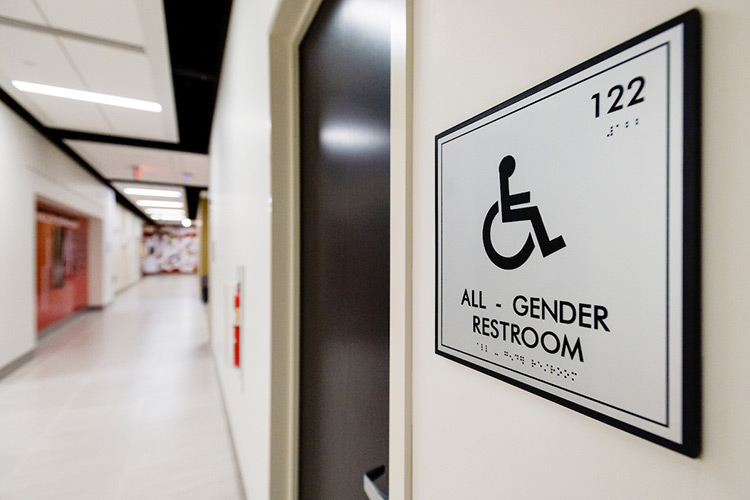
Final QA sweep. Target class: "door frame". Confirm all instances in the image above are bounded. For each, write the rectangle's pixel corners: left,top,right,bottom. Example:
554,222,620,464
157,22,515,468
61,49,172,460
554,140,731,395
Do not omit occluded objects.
269,1,413,498
35,196,107,311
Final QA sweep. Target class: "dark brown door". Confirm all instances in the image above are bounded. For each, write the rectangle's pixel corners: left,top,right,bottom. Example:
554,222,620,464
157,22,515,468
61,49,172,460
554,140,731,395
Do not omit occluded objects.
299,0,390,497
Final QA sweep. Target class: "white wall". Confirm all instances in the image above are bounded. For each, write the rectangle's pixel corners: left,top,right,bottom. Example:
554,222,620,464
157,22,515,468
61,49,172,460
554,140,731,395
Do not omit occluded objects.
212,0,750,498
0,100,115,370
412,0,750,499
208,0,282,498
112,203,142,293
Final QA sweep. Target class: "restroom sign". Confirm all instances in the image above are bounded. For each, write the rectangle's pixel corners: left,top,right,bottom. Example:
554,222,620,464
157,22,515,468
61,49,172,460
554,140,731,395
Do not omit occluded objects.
435,11,701,456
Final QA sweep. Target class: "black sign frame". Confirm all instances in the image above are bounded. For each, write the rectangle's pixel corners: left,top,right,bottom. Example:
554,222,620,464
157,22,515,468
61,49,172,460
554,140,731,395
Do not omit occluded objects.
434,10,701,457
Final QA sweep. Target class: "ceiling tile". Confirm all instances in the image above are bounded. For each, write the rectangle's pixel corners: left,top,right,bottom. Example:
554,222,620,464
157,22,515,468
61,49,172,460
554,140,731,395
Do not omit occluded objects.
64,141,209,188
60,38,176,141
34,0,144,46
0,0,178,143
0,0,45,24
136,163,179,184
0,25,82,88
0,25,112,131
178,153,210,186
96,106,173,142
60,39,156,101
24,94,112,132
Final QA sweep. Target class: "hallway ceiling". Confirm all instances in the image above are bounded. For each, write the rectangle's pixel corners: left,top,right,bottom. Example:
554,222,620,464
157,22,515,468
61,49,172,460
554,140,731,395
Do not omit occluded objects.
0,0,232,223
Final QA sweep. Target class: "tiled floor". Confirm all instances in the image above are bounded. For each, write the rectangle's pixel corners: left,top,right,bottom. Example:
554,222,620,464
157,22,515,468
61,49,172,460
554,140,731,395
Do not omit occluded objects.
0,275,244,500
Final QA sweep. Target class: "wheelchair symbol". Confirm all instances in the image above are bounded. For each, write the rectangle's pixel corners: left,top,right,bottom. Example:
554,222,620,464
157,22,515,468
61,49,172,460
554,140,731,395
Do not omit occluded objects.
482,155,566,270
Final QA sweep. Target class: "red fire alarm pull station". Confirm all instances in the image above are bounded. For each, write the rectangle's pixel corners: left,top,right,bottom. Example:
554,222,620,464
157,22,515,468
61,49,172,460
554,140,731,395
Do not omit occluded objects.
233,282,241,367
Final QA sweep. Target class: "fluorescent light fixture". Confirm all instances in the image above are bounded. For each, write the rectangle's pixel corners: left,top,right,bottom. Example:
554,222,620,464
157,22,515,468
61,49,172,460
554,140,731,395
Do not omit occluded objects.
124,188,181,198
12,80,162,112
136,200,184,208
151,214,185,221
144,208,185,215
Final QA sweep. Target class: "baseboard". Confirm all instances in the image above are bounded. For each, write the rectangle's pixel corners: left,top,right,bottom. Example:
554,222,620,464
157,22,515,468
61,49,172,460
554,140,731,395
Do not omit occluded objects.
0,350,33,382
211,345,249,500
38,308,93,340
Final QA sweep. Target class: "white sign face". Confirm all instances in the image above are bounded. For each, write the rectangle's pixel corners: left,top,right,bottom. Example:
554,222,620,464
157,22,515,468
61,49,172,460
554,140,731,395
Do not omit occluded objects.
436,11,700,456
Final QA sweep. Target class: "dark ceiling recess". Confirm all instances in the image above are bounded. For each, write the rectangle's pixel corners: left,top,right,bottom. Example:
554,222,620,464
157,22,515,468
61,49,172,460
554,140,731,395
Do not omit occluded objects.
185,186,202,220
164,0,234,155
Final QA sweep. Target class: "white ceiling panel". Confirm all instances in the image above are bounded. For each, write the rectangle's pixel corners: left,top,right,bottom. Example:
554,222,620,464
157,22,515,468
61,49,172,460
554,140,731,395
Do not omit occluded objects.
23,93,112,132
0,25,82,89
97,106,172,142
130,163,179,184
65,140,210,188
0,0,177,142
60,38,175,141
0,0,45,24
61,39,156,101
0,0,210,218
67,141,172,178
34,0,144,46
178,154,211,186
133,0,178,142
0,24,112,130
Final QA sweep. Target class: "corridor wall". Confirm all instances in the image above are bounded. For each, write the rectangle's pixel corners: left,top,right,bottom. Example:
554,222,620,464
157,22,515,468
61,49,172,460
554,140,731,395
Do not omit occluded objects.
210,0,750,498
0,101,115,371
411,0,750,498
208,0,282,498
112,203,142,293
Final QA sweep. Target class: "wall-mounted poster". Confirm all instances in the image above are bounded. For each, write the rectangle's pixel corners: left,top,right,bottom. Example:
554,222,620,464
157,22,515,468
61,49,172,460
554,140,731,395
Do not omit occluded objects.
141,225,200,274
435,11,700,456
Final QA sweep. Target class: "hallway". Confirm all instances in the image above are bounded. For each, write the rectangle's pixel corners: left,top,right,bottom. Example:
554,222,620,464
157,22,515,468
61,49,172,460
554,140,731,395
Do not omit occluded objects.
0,275,244,500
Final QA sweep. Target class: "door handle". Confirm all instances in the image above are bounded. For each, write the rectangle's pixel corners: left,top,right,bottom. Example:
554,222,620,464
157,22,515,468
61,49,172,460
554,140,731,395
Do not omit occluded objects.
363,465,388,500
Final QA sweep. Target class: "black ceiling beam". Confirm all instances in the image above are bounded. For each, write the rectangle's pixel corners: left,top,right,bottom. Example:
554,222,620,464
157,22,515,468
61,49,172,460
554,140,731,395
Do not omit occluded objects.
51,129,201,154
164,0,233,155
109,178,207,189
185,186,202,220
173,67,219,83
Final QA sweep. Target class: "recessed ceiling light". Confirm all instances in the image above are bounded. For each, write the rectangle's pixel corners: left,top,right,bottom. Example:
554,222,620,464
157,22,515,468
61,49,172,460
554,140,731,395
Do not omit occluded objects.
151,214,185,221
136,200,184,208
181,218,192,228
12,80,162,112
144,208,185,215
124,188,181,198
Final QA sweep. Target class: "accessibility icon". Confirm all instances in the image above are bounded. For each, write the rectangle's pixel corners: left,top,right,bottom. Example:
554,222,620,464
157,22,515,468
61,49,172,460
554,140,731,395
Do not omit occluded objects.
482,155,566,270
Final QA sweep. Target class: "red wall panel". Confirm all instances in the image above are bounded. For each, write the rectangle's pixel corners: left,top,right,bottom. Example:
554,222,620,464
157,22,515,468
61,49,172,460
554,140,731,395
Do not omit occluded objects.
36,206,88,331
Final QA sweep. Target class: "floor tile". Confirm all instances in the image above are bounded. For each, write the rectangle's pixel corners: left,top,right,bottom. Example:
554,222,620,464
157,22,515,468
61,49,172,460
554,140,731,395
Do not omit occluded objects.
0,275,243,500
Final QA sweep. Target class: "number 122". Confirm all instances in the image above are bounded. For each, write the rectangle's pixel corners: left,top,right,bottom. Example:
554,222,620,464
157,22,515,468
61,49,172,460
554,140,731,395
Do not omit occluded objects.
592,76,645,118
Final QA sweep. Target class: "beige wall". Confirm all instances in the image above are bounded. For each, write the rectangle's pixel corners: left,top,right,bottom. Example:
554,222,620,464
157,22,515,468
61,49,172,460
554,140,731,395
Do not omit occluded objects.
112,203,142,293
209,0,282,497
211,0,750,498
411,0,750,498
